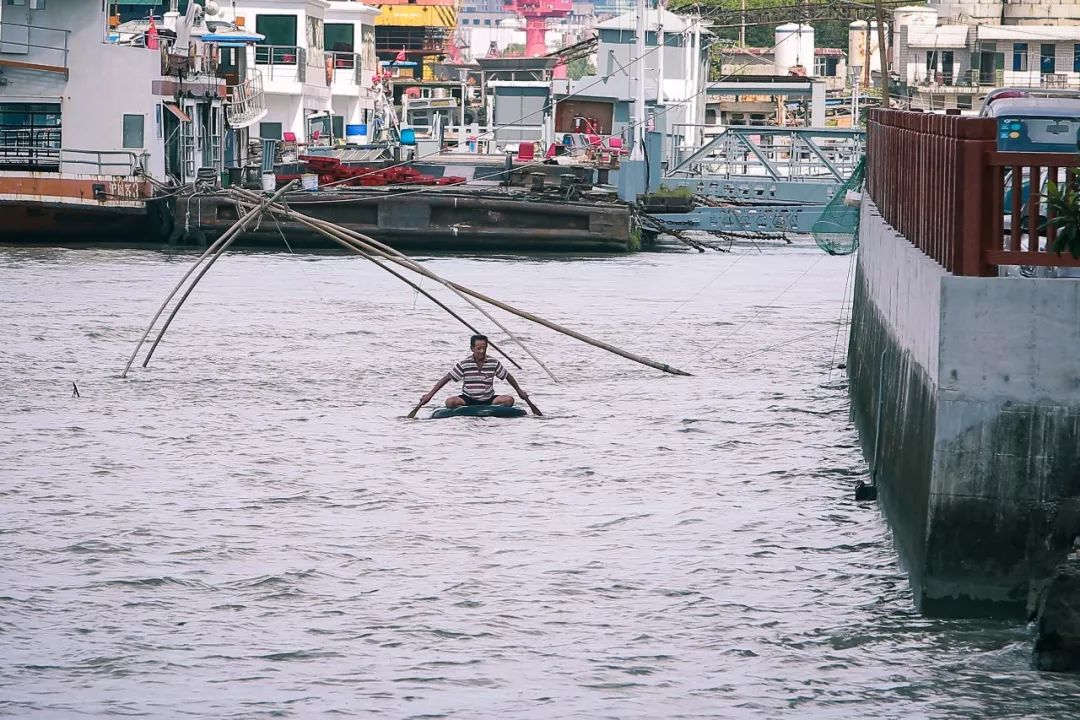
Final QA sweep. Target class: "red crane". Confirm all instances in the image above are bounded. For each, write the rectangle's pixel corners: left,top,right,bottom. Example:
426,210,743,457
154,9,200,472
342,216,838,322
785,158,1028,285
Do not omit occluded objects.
503,0,572,66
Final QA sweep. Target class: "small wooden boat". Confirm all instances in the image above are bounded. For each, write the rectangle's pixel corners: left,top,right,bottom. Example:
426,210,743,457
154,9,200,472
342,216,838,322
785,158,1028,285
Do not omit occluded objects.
430,405,527,419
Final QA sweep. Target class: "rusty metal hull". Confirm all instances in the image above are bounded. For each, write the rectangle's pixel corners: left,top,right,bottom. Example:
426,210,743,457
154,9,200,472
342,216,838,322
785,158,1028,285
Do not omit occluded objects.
0,200,153,242
178,189,633,253
0,174,156,243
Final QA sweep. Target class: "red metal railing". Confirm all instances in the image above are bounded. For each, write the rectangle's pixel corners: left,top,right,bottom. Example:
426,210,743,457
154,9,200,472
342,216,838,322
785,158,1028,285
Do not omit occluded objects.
866,109,1080,276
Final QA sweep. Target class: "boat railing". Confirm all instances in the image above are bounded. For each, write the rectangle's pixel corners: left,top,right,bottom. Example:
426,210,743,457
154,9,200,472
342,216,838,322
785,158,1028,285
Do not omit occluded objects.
254,44,307,83
225,68,268,129
393,124,484,151
0,141,145,176
328,51,364,86
0,21,70,76
61,149,147,176
0,128,60,170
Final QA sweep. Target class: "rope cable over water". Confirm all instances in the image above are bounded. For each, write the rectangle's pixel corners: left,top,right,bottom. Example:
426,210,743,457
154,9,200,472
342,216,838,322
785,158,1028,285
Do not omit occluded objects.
268,201,525,371
574,248,831,411
827,251,858,382
231,188,656,381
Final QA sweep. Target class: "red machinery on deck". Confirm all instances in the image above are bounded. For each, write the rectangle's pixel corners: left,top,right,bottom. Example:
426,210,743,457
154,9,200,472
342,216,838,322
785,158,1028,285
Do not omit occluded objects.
277,156,466,188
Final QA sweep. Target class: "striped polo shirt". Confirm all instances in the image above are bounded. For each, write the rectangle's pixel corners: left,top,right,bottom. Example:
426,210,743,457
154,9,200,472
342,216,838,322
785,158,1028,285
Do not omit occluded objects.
450,356,507,400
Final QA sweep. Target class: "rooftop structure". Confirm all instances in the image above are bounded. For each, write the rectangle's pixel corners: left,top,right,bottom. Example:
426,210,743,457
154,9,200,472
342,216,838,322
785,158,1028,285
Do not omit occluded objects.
931,0,1080,25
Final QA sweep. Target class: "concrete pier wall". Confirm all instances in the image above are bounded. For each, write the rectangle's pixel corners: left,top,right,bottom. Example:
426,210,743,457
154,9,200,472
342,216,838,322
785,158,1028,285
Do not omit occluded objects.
850,200,1080,616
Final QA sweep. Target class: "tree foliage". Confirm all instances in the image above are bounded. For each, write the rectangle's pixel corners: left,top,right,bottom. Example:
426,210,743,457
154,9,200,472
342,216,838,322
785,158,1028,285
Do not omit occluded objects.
668,0,860,51
566,57,596,80
1046,175,1080,259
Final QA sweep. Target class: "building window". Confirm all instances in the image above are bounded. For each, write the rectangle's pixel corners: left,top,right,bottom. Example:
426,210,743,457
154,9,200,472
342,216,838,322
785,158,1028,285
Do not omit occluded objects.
1013,43,1028,72
259,122,283,140
1041,44,1056,74
484,18,491,25
122,114,144,149
957,95,972,110
255,15,298,64
325,23,354,53
225,47,243,69
1075,44,1080,73
925,51,937,79
325,22,354,69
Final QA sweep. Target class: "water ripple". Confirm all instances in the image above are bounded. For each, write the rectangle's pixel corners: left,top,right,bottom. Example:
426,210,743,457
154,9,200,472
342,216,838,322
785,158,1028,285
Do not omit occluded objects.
0,246,1073,718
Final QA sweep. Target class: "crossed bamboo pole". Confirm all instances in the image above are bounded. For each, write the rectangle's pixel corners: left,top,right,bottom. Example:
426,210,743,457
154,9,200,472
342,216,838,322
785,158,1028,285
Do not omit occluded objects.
232,188,557,383
119,182,296,379
231,189,691,378
121,187,692,386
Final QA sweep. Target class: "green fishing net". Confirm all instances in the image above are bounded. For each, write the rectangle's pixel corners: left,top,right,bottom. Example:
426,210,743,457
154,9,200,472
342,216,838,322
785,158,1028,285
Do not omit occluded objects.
812,156,866,256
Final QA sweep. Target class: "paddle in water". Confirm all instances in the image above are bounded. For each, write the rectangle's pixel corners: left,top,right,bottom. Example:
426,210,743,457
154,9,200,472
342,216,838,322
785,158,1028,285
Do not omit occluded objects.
522,396,542,416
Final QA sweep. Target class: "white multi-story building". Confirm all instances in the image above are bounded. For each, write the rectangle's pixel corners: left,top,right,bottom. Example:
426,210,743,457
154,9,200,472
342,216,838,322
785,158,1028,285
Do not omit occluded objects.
326,0,379,139
894,1,1080,112
232,0,379,144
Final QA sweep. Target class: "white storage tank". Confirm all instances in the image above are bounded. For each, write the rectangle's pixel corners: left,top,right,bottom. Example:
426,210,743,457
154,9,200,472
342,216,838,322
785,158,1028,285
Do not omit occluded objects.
848,20,887,85
893,6,938,47
775,23,815,77
893,6,938,77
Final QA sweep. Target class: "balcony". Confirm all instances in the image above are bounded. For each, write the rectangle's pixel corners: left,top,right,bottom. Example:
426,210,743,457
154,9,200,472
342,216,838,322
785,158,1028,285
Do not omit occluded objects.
913,68,1080,92
254,45,307,83
0,22,69,78
329,51,363,93
226,68,268,129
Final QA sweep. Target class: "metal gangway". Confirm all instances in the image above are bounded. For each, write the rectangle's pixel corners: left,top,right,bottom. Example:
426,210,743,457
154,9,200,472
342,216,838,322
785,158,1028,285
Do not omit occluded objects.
668,125,864,182
646,125,866,235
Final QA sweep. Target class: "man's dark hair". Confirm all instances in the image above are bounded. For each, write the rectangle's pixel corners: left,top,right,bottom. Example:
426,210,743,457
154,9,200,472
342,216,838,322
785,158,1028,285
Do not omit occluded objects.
470,334,488,349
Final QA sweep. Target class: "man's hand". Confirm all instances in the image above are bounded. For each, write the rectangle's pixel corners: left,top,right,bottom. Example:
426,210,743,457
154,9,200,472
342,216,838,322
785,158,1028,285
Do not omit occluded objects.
419,391,434,405
518,390,529,399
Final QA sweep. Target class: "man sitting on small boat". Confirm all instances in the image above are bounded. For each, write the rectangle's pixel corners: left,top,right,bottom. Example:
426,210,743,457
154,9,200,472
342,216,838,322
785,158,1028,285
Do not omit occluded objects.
419,334,530,409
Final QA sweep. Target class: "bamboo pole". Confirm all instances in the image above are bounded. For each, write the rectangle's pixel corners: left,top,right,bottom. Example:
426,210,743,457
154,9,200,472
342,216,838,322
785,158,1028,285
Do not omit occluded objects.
231,188,558,382
443,278,692,376
232,190,692,377
231,193,523,371
140,182,299,368
120,183,295,378
310,215,558,382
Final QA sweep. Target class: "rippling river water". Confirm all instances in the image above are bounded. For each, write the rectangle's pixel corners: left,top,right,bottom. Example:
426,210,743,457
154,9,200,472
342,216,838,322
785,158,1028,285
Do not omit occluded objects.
2,243,1078,718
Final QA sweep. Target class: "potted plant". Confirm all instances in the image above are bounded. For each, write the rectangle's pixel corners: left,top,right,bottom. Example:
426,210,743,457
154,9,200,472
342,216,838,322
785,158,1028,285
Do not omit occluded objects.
1045,173,1080,259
